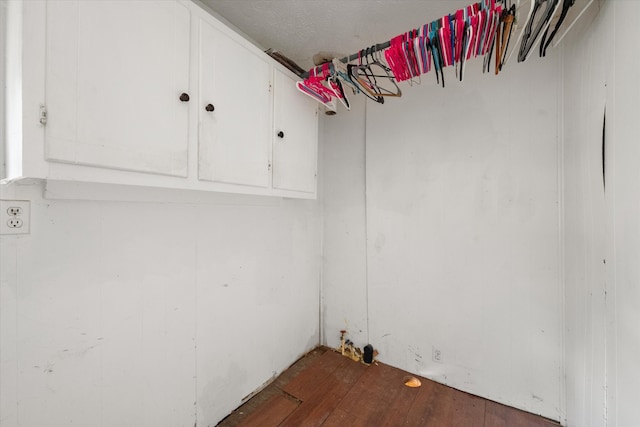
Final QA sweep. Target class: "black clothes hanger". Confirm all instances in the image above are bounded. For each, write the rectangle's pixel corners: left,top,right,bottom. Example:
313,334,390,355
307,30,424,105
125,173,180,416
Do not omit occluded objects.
539,0,575,57
428,33,445,88
368,47,402,97
350,47,401,101
517,0,560,62
458,21,469,81
347,56,385,104
485,33,496,73
354,48,384,100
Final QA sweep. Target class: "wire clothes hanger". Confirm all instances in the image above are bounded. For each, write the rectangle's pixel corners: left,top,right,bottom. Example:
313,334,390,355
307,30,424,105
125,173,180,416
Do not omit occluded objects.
348,47,402,104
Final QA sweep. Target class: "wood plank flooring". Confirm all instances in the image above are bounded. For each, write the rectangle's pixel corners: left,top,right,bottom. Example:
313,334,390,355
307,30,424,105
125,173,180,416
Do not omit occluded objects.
217,347,560,427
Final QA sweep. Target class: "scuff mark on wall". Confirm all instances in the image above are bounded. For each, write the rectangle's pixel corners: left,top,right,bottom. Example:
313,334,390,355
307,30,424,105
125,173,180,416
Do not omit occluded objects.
58,345,98,360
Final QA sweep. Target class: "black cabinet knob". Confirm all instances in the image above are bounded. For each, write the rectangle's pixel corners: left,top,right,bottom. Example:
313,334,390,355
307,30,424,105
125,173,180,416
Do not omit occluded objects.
277,131,285,138
179,93,190,102
205,104,215,112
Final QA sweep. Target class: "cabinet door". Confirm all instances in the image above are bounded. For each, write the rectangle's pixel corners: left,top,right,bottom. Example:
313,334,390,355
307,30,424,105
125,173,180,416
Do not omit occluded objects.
198,19,271,188
44,1,191,177
272,69,318,194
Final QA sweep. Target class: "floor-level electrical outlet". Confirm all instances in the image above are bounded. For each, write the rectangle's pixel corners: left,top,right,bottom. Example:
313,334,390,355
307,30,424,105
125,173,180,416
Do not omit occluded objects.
0,200,31,235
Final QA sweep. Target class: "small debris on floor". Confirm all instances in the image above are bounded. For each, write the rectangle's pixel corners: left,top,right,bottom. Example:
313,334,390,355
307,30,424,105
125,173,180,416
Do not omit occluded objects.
403,376,422,388
337,330,379,365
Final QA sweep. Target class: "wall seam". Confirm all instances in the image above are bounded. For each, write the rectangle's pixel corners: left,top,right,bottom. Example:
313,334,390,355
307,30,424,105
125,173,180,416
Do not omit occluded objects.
1,1,6,179
318,113,326,347
194,212,199,427
557,41,568,427
363,100,370,345
607,2,617,423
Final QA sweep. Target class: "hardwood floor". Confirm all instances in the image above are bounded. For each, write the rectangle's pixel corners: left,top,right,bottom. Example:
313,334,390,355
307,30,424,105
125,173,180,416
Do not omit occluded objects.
217,347,560,427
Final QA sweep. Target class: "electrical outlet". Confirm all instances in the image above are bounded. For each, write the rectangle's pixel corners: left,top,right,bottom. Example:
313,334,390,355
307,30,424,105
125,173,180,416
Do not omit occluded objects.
432,346,443,363
7,206,23,216
7,218,23,228
0,200,31,235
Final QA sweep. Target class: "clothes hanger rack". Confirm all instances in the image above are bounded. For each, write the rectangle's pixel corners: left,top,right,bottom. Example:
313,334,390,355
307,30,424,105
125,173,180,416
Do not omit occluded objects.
302,0,507,80
297,0,592,109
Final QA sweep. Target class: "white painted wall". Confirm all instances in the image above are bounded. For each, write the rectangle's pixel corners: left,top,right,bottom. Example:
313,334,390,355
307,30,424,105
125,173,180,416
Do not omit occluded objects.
0,1,6,179
609,3,640,424
561,2,609,426
563,1,640,426
0,181,321,427
4,2,639,426
322,55,563,420
320,95,369,349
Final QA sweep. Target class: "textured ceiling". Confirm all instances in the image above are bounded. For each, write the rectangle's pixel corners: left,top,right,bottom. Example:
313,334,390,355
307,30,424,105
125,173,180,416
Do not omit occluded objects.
198,0,471,71
198,0,596,72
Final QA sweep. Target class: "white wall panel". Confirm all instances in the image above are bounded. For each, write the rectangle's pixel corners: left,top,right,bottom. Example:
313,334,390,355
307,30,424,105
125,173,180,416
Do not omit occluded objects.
562,1,640,426
322,54,563,420
561,2,610,425
364,55,562,420
320,96,369,350
611,2,640,425
0,181,320,427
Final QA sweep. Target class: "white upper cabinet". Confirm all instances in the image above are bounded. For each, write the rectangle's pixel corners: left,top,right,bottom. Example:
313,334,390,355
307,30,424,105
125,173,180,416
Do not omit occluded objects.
272,69,318,194
198,19,271,188
4,0,318,199
45,1,191,177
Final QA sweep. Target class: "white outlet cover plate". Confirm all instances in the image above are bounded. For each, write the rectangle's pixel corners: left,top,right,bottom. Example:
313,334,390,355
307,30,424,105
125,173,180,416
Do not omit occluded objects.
0,200,31,235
